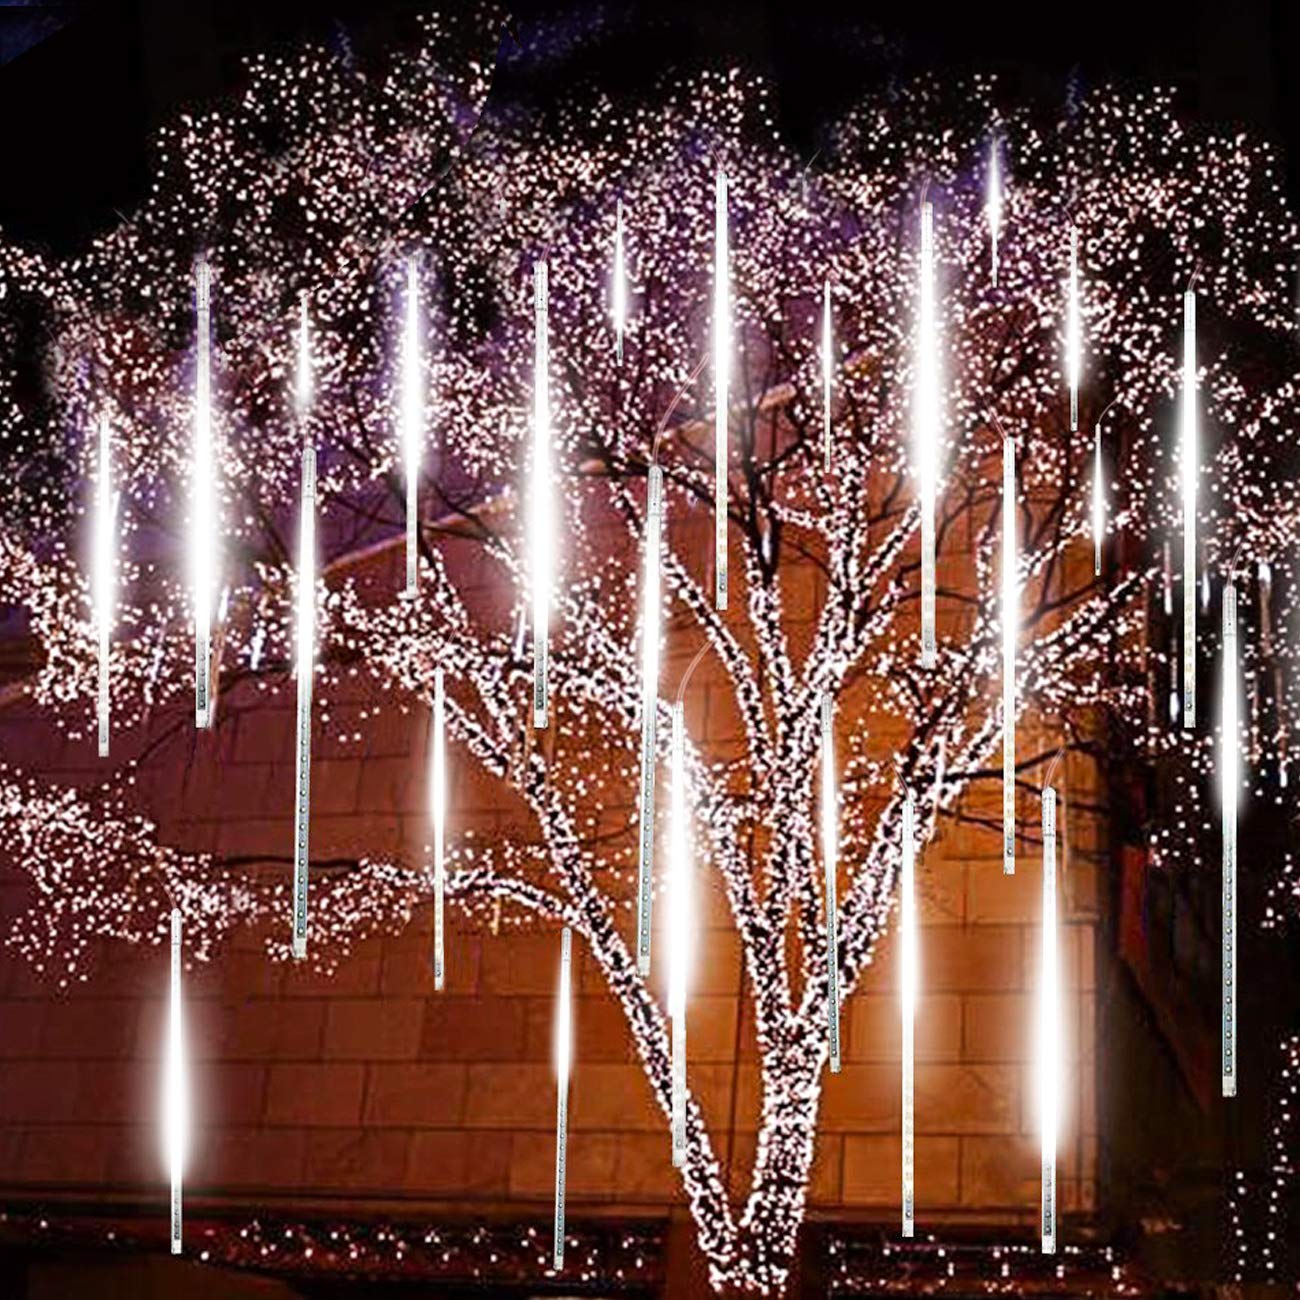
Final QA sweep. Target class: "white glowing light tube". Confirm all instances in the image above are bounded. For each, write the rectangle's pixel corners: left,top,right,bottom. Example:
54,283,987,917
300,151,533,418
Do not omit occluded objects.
165,907,187,1255
822,278,833,470
1092,417,1104,577
193,260,214,728
1183,290,1197,729
668,701,691,1166
1221,578,1237,1097
1067,226,1081,432
1003,434,1016,875
432,666,447,991
532,261,552,729
553,924,572,1270
916,202,939,667
821,692,840,1073
635,466,663,976
296,292,312,413
291,443,316,960
988,139,1002,287
401,258,422,595
290,295,315,959
95,413,113,757
900,791,917,1237
1039,786,1060,1255
613,200,626,363
714,170,729,611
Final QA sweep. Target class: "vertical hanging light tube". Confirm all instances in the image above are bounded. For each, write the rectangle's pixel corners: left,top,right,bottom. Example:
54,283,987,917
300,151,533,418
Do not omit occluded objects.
988,138,1002,287
916,201,939,667
95,413,113,757
635,466,663,976
1003,434,1016,875
668,701,690,1166
432,666,447,991
401,258,421,595
1093,418,1104,577
1039,785,1060,1255
291,456,316,958
713,170,729,611
1167,575,1181,721
613,200,626,363
296,292,312,416
532,261,552,729
822,278,833,470
553,925,572,1270
165,907,186,1255
291,299,315,962
821,692,840,1073
1222,577,1237,1097
1260,556,1286,786
1182,290,1198,729
193,260,214,728
900,791,917,1237
1067,226,1081,432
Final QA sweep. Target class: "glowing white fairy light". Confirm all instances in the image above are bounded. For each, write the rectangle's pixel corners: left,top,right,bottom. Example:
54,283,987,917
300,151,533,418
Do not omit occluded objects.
714,169,729,611
164,907,187,1255
988,138,1002,287
613,200,626,363
291,300,315,961
822,278,833,470
94,413,113,757
1039,785,1061,1255
1066,225,1081,432
916,201,939,666
1002,433,1016,875
553,924,572,1269
192,259,215,728
634,466,663,976
1222,575,1238,1097
821,692,840,1072
532,261,552,729
668,700,691,1166
900,790,917,1237
1092,399,1120,577
1182,289,1197,729
431,666,446,990
401,257,422,595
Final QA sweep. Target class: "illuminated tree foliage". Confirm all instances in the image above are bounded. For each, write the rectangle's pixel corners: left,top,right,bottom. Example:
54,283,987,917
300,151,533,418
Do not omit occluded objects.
1,11,1299,1289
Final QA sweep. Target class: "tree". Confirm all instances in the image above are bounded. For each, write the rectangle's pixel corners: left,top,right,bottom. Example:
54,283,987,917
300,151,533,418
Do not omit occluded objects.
1,12,1298,1291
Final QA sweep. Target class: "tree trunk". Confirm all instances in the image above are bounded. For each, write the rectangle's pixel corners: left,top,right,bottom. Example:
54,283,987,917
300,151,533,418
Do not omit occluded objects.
702,1054,822,1294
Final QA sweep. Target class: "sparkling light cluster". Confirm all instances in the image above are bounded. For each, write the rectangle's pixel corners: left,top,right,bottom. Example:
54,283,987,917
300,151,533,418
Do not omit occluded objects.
1,19,1299,1288
0,1212,667,1289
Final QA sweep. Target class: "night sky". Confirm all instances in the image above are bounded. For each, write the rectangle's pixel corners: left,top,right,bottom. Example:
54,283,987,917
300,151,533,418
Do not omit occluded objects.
0,0,1296,252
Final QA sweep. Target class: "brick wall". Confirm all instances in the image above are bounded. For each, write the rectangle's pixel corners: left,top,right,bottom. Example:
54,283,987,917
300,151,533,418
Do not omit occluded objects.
0,511,1102,1257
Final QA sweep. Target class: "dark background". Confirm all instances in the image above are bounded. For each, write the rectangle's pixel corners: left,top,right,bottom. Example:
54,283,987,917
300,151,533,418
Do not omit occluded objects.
0,0,1297,251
